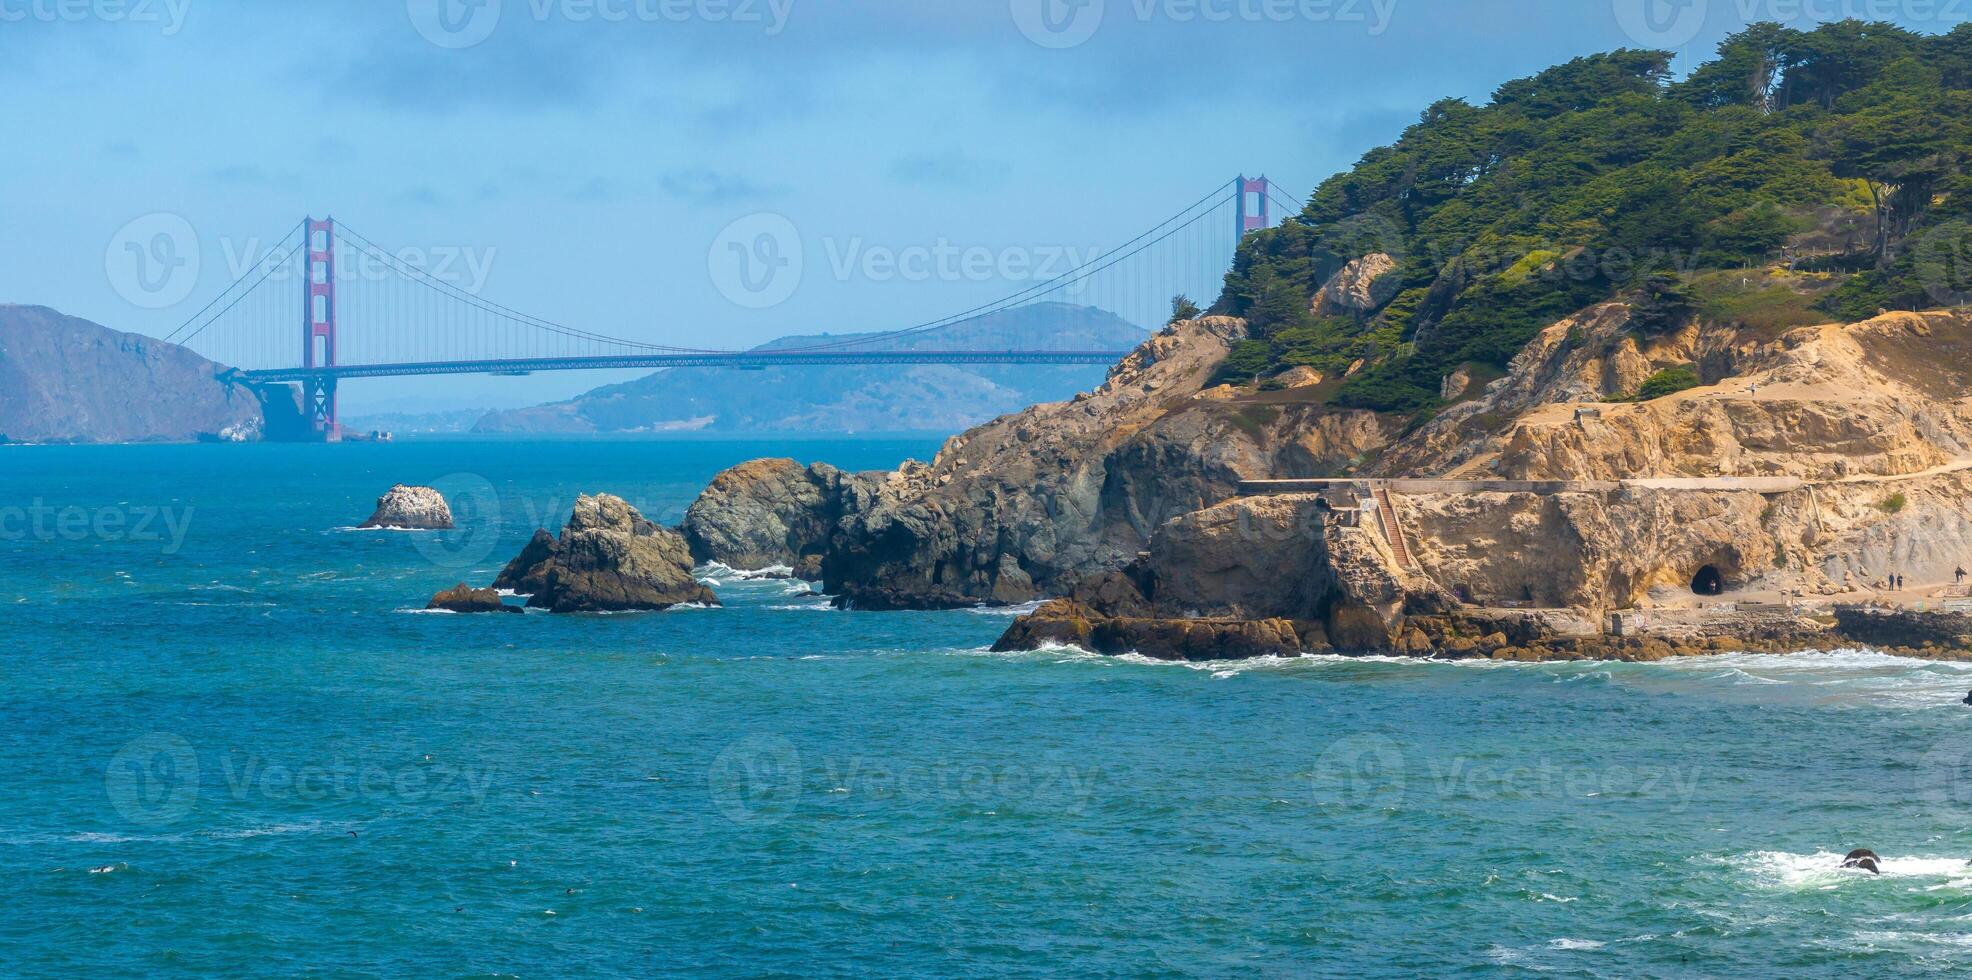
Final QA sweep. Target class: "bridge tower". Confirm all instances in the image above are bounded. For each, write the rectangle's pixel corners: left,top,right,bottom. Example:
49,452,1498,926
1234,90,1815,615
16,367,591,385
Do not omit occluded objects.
1236,175,1271,237
302,217,339,441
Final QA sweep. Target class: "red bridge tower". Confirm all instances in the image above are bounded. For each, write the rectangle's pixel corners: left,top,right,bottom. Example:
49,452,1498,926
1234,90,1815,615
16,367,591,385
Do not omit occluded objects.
302,217,339,441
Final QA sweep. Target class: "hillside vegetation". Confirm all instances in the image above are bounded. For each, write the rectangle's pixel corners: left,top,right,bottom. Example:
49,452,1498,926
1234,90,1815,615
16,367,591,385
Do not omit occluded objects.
1216,20,1972,417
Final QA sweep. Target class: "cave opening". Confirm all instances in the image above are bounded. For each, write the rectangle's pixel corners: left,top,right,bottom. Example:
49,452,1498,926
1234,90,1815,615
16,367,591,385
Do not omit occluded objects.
1691,565,1725,597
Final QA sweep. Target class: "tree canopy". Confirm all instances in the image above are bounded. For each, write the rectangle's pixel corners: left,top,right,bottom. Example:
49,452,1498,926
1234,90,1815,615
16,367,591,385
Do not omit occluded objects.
1216,21,1972,416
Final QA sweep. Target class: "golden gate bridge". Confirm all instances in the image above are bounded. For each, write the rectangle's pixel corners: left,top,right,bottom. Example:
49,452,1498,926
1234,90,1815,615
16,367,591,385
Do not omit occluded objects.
167,176,1295,440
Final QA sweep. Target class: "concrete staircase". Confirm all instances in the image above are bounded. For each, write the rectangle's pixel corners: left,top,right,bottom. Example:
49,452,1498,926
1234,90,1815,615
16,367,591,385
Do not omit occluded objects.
1371,485,1418,572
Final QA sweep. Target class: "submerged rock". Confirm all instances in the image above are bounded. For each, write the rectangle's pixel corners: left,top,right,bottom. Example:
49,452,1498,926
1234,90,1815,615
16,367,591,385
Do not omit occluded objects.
500,494,717,613
829,584,994,611
360,485,454,530
991,600,1315,661
426,583,520,614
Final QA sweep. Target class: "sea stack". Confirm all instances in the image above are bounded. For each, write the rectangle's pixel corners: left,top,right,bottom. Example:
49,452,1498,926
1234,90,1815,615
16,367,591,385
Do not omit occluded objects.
360,485,455,530
496,493,718,613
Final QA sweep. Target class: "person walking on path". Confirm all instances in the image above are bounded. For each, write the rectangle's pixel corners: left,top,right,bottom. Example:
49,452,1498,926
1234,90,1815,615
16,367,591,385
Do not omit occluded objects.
1957,566,1967,585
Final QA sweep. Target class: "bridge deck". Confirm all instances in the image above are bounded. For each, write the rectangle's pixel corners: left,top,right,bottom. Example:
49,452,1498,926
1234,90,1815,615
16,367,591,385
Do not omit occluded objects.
241,349,1134,382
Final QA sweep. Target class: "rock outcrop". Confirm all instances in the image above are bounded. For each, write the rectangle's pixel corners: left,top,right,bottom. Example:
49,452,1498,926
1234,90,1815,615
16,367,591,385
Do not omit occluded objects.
497,494,717,613
426,584,520,614
681,458,862,577
682,316,1395,609
360,485,454,530
1311,253,1400,316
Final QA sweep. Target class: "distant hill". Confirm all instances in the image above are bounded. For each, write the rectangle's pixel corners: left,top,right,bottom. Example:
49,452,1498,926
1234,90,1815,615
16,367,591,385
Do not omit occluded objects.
473,302,1148,434
0,305,293,444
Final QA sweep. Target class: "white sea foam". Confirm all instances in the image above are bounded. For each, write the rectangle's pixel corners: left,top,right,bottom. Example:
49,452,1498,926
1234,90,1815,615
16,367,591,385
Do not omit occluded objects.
1546,938,1603,950
697,562,799,582
965,600,1044,617
1726,850,1972,889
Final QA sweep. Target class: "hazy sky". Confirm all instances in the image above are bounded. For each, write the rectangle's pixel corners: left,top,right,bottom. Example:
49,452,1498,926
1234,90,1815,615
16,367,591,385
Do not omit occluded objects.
3,0,1965,412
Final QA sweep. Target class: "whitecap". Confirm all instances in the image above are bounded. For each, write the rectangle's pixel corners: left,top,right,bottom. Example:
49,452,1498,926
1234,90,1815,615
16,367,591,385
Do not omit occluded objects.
1546,938,1604,950
1726,849,1972,889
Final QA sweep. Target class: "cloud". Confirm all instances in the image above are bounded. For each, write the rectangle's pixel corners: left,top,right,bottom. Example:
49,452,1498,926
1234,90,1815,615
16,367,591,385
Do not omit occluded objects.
658,169,782,207
887,151,1010,189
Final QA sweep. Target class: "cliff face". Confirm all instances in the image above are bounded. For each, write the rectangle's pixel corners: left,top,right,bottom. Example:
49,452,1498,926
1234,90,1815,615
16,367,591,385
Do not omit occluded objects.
818,317,1394,603
0,305,285,443
687,286,1972,654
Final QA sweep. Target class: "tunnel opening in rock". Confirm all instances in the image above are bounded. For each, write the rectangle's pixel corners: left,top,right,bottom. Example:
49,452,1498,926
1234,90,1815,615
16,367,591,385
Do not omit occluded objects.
1691,565,1725,596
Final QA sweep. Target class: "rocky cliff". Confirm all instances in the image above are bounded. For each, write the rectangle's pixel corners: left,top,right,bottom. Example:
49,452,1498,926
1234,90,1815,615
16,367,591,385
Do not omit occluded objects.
684,285,1972,658
0,305,298,443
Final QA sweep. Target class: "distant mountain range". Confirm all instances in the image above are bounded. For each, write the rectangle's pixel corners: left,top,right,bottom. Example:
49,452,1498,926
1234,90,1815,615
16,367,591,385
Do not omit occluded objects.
472,303,1148,434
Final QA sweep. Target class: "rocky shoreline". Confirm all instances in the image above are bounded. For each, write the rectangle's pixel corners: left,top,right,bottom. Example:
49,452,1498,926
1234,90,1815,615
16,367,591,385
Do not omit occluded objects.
660,304,1972,664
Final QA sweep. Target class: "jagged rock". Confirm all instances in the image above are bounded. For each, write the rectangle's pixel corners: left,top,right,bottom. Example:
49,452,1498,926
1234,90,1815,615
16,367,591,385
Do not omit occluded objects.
1276,365,1325,388
360,485,454,530
991,600,1313,661
426,583,520,614
830,584,991,611
492,529,557,595
682,459,864,571
817,317,1394,607
1311,253,1399,316
497,494,718,613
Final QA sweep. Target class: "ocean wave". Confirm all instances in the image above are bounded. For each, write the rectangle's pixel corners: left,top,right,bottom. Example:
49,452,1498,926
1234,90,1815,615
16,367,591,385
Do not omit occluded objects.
1724,850,1972,889
697,562,800,583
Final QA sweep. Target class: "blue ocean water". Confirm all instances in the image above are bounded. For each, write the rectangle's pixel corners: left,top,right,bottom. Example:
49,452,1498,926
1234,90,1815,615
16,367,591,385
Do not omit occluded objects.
4,437,1972,976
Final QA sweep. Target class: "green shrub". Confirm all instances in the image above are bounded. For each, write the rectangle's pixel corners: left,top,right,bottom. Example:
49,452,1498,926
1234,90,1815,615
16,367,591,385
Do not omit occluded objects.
1625,366,1702,402
1880,493,1908,514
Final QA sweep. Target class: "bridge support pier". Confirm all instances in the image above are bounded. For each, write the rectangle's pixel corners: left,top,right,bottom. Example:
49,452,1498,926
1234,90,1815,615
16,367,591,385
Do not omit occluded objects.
303,374,340,442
